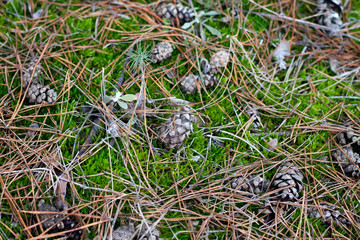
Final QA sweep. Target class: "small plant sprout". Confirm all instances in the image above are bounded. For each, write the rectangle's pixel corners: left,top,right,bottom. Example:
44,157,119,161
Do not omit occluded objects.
104,91,137,110
181,10,221,40
127,42,152,71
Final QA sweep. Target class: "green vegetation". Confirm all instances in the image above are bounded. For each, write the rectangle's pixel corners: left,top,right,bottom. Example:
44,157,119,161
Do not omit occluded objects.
0,0,360,239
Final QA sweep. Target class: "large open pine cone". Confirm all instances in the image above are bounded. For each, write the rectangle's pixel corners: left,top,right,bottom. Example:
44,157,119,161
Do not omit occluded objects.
315,0,343,36
180,74,199,94
231,174,270,195
332,132,360,178
37,199,83,239
159,107,196,149
308,203,351,226
151,41,173,64
272,162,304,201
209,50,230,74
27,82,57,104
155,2,194,25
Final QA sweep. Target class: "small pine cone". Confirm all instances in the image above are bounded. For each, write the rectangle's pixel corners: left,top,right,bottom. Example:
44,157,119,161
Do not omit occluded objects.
260,201,292,224
333,146,360,178
108,225,135,240
180,74,199,94
37,200,83,239
332,132,360,178
272,163,304,201
209,50,230,74
202,74,219,89
308,204,351,226
22,59,42,87
27,83,57,104
61,217,83,240
151,41,173,64
337,131,360,148
231,174,270,195
37,201,65,231
159,107,196,149
155,2,194,25
315,0,343,36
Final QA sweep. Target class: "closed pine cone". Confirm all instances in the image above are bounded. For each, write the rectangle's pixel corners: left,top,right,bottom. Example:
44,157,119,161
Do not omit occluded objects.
209,50,230,74
180,74,199,94
272,162,304,201
315,0,343,36
332,132,360,178
159,107,196,149
27,82,57,104
155,2,194,25
231,174,270,195
151,41,173,64
308,203,351,226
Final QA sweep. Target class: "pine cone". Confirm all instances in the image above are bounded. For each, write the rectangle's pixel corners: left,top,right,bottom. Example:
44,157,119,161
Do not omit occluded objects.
315,0,343,36
260,201,292,224
155,2,194,25
109,225,135,240
22,59,42,87
272,163,304,201
136,223,160,240
231,174,270,195
61,217,83,240
308,203,351,226
209,50,230,74
180,74,199,94
202,74,219,89
27,82,57,104
159,107,196,149
151,41,173,64
332,132,360,178
37,201,65,231
20,59,57,104
36,200,83,239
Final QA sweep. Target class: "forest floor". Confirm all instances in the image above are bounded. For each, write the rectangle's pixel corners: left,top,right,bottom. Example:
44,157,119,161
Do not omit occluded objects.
1,0,360,239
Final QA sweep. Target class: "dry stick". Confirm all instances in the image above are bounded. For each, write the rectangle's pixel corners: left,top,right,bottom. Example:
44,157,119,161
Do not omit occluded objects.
245,11,360,42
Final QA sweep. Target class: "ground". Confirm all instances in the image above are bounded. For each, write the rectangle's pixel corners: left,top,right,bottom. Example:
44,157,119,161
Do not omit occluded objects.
1,0,360,239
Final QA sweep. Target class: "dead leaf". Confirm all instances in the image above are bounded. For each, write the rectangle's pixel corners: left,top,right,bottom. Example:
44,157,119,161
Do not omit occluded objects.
267,138,278,151
273,40,291,70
